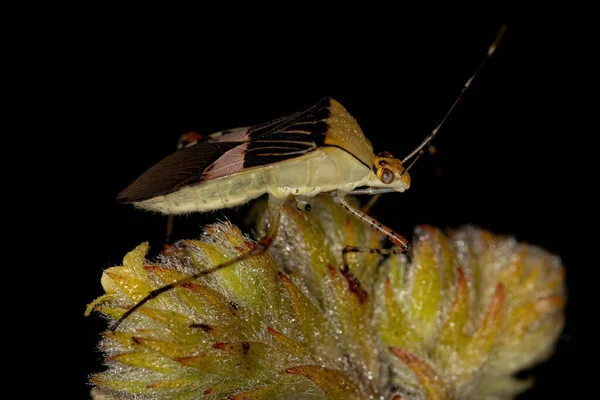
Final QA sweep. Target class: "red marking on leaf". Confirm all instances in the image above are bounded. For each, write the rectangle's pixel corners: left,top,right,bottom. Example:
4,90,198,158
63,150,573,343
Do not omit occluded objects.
285,366,305,375
267,327,280,336
182,283,197,289
544,295,566,308
344,218,353,230
161,243,188,258
327,264,337,276
278,272,290,282
390,346,416,363
450,267,467,309
416,224,437,234
142,265,164,273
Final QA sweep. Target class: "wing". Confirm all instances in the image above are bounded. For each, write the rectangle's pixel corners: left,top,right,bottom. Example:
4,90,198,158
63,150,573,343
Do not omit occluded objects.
117,98,333,203
201,97,331,144
117,141,241,203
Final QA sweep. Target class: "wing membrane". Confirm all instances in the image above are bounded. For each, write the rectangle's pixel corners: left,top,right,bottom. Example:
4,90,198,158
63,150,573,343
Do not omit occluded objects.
117,142,240,203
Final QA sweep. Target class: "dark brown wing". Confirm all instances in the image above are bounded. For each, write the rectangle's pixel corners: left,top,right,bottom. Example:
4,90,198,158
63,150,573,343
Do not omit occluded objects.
117,142,241,203
117,97,333,203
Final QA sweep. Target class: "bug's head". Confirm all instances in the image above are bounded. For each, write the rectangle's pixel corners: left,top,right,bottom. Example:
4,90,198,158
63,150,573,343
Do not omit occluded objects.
368,151,411,192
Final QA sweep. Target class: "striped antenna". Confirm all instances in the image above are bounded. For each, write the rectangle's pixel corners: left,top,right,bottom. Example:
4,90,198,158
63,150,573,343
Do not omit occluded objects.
401,25,508,169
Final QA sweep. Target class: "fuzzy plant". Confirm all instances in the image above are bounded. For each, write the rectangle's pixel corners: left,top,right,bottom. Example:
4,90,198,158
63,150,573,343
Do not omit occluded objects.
86,196,565,399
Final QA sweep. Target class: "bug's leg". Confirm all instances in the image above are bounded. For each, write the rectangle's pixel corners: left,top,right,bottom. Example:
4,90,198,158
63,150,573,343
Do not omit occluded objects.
164,216,176,247
111,196,287,331
346,188,396,196
341,245,405,272
177,131,203,149
332,193,410,253
294,195,312,212
360,194,381,214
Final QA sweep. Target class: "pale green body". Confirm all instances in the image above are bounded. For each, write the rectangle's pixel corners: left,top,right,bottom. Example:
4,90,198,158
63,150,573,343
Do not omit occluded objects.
136,147,374,214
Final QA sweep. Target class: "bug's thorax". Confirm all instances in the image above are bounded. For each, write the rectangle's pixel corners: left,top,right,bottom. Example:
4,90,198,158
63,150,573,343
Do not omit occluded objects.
323,99,374,167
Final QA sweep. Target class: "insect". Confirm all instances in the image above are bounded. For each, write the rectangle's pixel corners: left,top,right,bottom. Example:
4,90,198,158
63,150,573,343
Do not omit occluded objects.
112,26,506,331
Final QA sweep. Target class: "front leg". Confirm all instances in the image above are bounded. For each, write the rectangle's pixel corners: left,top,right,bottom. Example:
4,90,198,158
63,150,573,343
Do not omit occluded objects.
331,192,410,253
341,245,406,273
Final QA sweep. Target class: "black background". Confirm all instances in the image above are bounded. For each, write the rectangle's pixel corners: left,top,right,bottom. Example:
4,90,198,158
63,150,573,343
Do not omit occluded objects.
60,20,585,399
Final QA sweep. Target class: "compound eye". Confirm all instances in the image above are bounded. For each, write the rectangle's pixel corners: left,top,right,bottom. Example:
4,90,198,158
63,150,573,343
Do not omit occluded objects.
381,168,394,184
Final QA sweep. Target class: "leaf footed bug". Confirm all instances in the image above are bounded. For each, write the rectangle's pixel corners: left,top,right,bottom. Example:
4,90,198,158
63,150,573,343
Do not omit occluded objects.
111,25,507,330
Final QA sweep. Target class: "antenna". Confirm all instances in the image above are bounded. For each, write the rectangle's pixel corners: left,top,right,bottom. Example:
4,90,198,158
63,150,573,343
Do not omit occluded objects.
401,25,507,167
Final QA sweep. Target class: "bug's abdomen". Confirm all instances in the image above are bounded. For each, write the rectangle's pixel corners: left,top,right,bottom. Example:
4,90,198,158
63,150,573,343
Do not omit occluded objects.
262,147,370,198
134,170,268,214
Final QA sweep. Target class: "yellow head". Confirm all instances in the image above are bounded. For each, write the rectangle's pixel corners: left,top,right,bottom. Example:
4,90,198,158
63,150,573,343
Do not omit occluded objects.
367,151,411,192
